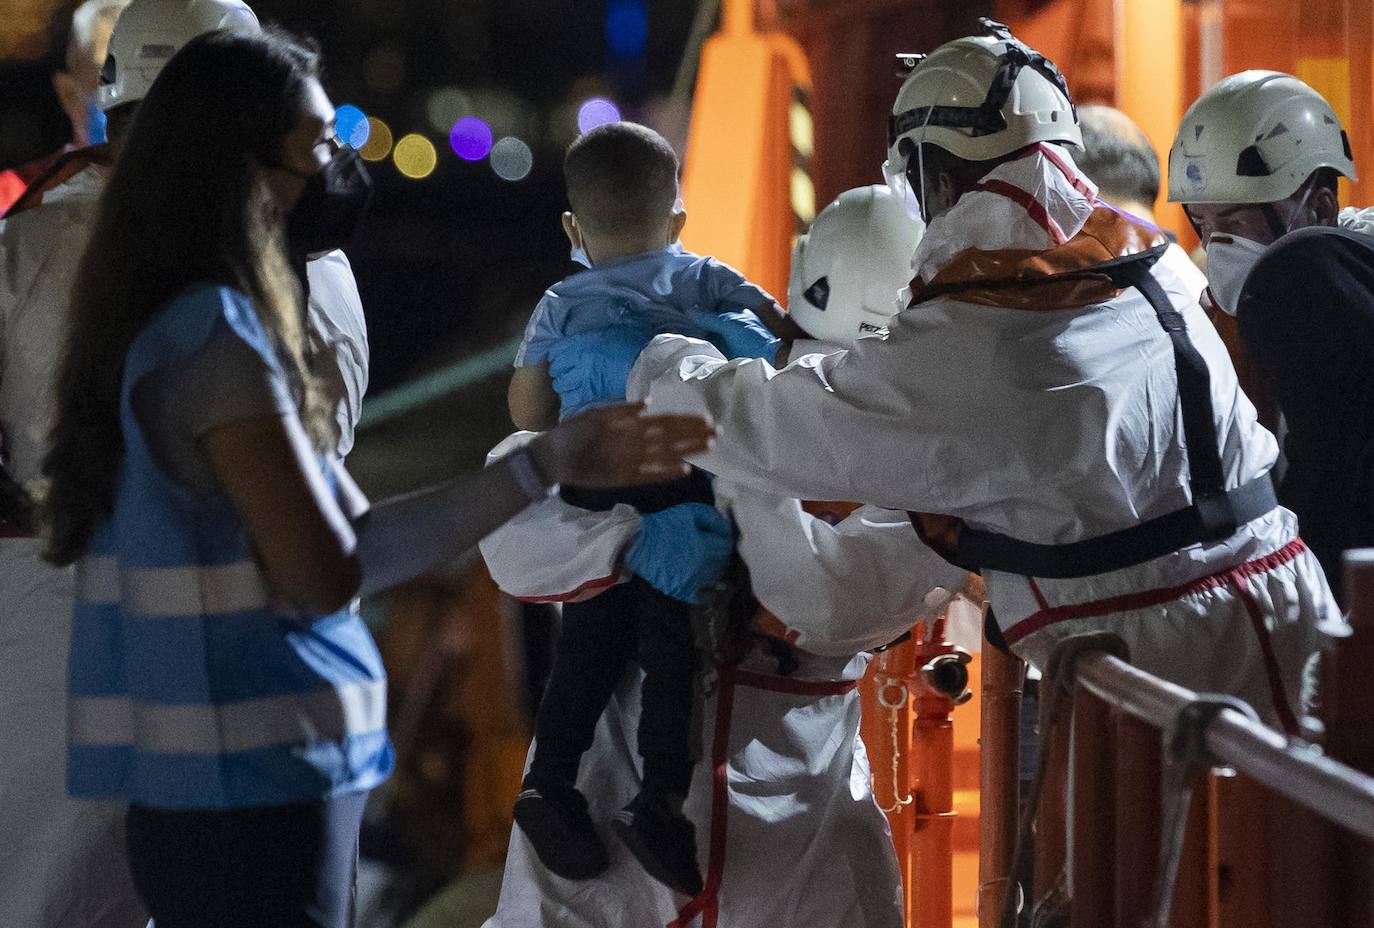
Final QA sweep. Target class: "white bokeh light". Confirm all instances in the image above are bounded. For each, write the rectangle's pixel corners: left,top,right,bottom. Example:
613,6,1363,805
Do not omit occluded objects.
490,137,534,181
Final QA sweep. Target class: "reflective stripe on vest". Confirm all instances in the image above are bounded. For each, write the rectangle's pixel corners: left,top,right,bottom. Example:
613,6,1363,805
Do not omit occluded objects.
67,285,392,809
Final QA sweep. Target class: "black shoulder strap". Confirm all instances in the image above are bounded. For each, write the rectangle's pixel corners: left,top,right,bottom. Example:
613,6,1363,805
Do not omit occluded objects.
951,246,1277,579
1100,251,1231,519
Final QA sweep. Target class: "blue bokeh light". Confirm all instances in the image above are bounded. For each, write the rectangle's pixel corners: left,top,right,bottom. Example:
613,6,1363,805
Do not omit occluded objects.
606,1,647,58
335,105,370,149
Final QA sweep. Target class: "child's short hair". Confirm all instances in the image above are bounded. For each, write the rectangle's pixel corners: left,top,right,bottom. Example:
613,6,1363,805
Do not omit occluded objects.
564,122,679,237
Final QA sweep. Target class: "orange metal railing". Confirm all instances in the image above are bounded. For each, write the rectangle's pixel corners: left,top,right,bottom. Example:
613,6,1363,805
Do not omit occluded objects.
976,644,1023,928
973,549,1374,928
908,620,974,928
862,617,981,928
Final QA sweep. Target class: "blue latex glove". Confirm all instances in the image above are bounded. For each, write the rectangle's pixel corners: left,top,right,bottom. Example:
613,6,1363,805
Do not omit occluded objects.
625,503,734,604
688,307,781,362
545,318,657,415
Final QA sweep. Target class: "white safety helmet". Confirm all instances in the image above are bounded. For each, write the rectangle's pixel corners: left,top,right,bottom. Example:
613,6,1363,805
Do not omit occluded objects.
97,0,260,111
1168,70,1357,205
884,18,1081,213
787,185,924,347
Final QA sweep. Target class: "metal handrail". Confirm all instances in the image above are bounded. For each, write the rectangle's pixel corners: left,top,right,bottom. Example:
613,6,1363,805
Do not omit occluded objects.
1075,652,1374,844
357,337,520,430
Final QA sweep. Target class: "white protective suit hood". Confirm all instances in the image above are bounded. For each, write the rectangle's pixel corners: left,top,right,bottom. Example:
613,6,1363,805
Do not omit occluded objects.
1338,205,1374,240
910,142,1099,288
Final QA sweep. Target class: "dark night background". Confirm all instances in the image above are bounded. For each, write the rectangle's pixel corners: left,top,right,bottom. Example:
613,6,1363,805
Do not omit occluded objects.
1,1,713,497
0,5,986,921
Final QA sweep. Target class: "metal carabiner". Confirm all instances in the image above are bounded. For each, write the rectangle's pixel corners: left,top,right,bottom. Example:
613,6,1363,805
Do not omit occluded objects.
1148,694,1260,928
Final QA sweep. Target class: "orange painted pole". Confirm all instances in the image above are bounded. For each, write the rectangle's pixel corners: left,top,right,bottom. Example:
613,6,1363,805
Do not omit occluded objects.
976,644,1023,927
722,0,754,35
1070,685,1115,926
1319,549,1374,923
1033,684,1069,909
1212,771,1273,928
908,619,972,928
911,695,954,928
1116,0,1189,244
1276,797,1336,928
1170,768,1211,928
1214,772,1335,928
1347,0,1374,208
1329,550,1374,776
679,15,808,301
1113,713,1161,927
863,635,918,922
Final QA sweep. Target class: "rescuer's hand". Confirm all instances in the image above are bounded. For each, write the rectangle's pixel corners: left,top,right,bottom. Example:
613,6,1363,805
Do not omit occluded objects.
531,402,714,489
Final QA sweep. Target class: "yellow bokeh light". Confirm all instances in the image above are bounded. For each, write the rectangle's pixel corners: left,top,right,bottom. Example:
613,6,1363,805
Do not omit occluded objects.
789,100,814,161
393,134,438,180
791,167,816,224
359,117,393,162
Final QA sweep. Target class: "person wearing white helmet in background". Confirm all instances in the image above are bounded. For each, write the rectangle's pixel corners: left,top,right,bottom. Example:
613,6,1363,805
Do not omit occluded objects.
1169,71,1374,605
619,19,1344,741
479,185,981,928
0,3,364,925
0,1,129,214
1074,104,1208,291
1073,102,1280,447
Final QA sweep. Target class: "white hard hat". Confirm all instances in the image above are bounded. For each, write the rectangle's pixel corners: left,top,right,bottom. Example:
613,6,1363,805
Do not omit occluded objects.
787,185,924,347
1168,70,1357,204
885,17,1080,185
98,0,260,111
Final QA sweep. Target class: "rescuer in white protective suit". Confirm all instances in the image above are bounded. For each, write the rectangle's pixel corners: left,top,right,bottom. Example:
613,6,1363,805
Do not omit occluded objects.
0,3,368,925
623,20,1345,736
479,185,978,928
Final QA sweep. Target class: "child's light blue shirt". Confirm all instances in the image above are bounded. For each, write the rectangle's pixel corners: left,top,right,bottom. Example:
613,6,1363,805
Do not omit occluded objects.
514,246,773,418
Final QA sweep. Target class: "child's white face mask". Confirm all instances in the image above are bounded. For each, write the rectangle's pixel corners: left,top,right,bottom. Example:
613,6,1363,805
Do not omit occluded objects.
1204,233,1267,316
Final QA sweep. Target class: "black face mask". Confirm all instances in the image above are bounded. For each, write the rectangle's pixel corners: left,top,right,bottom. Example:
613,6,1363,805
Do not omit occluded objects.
285,144,374,258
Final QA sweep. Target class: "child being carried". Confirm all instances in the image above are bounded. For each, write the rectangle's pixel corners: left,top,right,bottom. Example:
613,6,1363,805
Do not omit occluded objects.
507,121,788,897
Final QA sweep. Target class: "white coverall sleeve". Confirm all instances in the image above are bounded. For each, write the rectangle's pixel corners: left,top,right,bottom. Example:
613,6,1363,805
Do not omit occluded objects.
627,310,968,512
719,482,971,656
305,250,369,457
478,433,642,602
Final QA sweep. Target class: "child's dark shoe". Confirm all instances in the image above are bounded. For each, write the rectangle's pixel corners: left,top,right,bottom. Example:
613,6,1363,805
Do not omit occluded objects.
611,790,703,896
513,780,610,881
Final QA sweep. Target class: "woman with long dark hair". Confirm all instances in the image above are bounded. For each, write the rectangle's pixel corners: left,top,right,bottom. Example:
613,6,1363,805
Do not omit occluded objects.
42,27,711,928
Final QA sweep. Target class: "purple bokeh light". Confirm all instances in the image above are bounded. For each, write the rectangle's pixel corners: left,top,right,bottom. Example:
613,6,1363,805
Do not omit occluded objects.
449,116,494,161
577,98,621,134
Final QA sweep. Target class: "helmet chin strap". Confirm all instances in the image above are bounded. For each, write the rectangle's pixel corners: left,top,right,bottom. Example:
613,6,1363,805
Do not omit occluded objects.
1261,178,1317,240
912,98,938,223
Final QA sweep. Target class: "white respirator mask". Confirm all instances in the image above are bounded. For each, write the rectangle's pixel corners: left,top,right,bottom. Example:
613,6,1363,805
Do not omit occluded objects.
1202,179,1318,315
1203,233,1267,316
